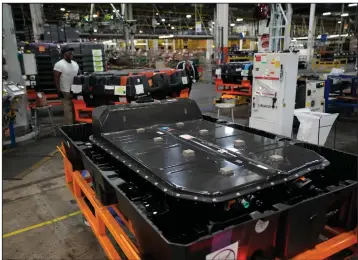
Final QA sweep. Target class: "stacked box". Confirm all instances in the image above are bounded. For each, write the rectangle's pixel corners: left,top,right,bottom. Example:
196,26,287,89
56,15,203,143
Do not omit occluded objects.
80,43,105,73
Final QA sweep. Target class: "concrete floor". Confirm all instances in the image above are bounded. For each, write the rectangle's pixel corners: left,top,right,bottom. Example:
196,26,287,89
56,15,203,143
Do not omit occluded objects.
3,153,107,259
3,71,357,259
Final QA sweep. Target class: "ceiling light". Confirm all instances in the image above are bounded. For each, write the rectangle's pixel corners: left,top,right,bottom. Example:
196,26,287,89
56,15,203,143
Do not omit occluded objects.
139,30,143,33
186,14,191,18
212,21,215,24
323,12,331,16
338,21,342,23
236,18,243,22
94,38,97,41
341,13,349,17
93,29,97,33
171,26,175,29
161,18,165,22
189,27,193,30
348,3,357,7
156,12,159,15
168,24,170,26
93,14,98,18
230,23,235,27
60,8,65,11
112,10,116,13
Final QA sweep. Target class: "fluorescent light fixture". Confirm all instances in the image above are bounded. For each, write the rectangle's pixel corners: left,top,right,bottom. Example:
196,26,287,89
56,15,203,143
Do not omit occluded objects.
94,38,97,40
171,26,175,29
168,24,170,26
348,3,357,7
236,18,243,22
189,27,193,30
156,12,158,15
112,10,116,12
230,23,235,26
156,23,160,25
295,36,308,40
161,18,165,22
93,29,97,33
93,14,98,18
159,34,174,38
338,21,342,23
60,8,65,11
186,14,191,18
139,30,143,33
341,13,349,17
212,21,215,24
323,12,331,16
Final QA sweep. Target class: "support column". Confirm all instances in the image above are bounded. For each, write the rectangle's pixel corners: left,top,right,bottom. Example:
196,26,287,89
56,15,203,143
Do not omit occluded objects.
172,39,175,51
3,4,23,84
239,39,243,50
307,4,316,63
216,4,229,63
165,39,168,51
338,4,344,52
153,39,158,51
29,4,44,42
206,39,213,60
145,39,149,51
127,4,135,51
283,4,293,50
250,40,255,50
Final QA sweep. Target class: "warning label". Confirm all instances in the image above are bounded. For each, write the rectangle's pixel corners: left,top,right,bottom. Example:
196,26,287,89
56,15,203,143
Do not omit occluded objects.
206,241,238,260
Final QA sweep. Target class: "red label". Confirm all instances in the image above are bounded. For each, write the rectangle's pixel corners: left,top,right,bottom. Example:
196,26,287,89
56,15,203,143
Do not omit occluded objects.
256,56,261,62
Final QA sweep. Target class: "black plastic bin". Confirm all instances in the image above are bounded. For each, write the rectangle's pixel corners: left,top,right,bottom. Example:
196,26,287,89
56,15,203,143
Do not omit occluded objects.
59,123,93,171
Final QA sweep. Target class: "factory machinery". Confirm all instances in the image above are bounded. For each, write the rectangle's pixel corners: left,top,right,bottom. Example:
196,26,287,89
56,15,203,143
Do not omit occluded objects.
70,67,192,122
60,98,357,260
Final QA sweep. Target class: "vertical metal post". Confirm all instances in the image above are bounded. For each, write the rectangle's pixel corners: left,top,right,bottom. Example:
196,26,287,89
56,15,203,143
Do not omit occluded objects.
3,4,24,85
216,4,229,63
29,4,44,43
89,3,94,21
283,4,292,50
145,39,149,51
338,4,344,52
165,39,168,51
153,39,158,51
127,4,135,52
307,4,316,62
195,4,197,35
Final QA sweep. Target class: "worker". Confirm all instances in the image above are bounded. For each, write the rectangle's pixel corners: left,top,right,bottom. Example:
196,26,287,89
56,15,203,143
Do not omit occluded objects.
176,60,199,96
53,46,80,124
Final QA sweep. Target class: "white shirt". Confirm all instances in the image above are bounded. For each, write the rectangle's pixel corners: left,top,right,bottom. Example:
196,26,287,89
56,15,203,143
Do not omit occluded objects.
53,59,79,93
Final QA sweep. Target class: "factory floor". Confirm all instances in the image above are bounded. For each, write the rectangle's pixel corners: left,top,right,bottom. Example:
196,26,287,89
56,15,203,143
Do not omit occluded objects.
2,75,357,259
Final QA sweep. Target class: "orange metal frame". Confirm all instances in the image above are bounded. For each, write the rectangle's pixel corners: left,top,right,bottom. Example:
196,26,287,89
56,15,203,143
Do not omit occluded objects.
72,99,94,123
27,89,63,108
215,78,252,97
58,144,140,260
58,144,357,260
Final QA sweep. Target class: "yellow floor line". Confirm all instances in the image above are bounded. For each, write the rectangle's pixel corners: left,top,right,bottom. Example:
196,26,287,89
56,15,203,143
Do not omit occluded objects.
16,149,59,179
3,210,81,238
